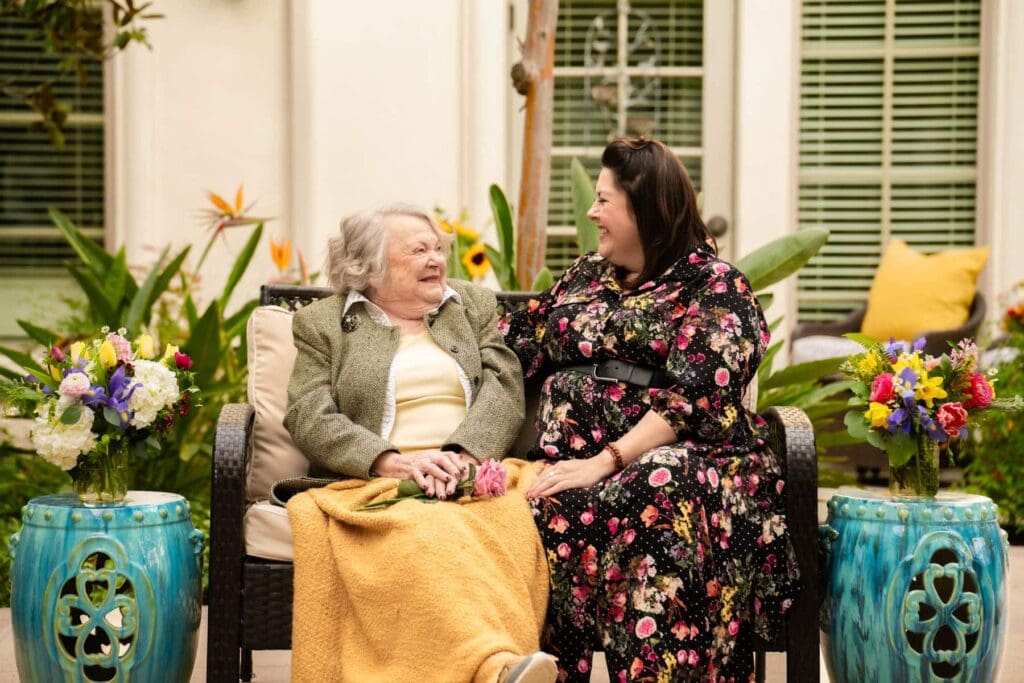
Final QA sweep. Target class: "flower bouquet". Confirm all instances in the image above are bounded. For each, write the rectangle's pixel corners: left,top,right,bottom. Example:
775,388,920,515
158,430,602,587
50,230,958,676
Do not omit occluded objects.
357,458,508,510
2,328,200,506
840,336,996,497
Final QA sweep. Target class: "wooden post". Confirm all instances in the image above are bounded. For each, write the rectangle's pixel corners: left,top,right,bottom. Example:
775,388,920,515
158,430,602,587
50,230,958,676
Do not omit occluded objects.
511,0,559,288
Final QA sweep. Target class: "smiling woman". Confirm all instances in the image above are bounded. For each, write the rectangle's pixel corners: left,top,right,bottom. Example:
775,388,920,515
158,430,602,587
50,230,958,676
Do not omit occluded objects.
279,203,557,682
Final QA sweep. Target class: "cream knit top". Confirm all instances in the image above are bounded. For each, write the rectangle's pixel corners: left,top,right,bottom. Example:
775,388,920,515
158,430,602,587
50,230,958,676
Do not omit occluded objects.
389,331,467,453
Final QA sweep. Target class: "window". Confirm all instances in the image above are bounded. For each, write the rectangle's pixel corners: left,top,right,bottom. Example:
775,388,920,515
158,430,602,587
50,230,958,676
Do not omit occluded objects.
546,0,719,274
0,13,105,338
798,0,981,322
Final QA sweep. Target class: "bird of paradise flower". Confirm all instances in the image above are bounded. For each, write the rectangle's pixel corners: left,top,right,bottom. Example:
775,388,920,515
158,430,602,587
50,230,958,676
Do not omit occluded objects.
197,184,271,270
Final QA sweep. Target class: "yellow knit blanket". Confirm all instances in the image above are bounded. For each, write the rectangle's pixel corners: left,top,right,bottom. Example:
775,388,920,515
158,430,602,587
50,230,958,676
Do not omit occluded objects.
287,459,549,683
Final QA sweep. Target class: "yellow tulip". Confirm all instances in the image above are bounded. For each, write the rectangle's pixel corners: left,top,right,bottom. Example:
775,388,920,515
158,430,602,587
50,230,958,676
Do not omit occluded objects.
864,402,892,429
98,340,118,368
69,341,87,363
49,365,61,382
136,334,155,359
162,344,180,362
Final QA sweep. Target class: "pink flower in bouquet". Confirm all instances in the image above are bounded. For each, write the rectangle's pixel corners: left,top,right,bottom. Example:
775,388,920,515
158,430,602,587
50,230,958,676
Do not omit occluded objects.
106,332,133,363
936,402,968,437
869,373,895,403
963,373,994,408
174,352,193,370
473,458,508,497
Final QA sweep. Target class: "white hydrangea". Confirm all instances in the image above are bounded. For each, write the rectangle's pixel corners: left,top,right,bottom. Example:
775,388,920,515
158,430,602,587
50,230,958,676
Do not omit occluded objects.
128,359,180,429
31,402,97,470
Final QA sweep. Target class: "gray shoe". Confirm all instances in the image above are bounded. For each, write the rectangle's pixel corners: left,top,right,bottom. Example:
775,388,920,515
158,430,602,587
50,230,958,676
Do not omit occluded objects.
501,652,558,683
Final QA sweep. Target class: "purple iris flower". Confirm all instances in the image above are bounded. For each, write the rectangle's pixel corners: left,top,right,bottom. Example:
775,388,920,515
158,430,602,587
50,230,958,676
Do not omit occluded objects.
912,337,927,352
885,338,903,361
82,365,138,429
918,406,948,443
888,407,911,434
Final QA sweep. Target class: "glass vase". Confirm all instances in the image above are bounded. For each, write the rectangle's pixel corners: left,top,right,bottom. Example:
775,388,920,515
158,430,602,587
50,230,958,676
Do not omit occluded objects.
74,440,130,506
889,433,940,498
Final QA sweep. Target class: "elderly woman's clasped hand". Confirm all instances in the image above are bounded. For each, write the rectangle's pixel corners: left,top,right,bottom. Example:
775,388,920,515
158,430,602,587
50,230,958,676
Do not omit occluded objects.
373,448,477,499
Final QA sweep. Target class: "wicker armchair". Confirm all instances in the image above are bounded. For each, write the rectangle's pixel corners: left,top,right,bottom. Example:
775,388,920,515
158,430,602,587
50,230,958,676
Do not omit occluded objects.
206,284,820,683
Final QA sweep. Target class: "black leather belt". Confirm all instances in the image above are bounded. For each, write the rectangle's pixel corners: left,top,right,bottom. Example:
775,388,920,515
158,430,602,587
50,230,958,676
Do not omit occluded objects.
565,360,671,389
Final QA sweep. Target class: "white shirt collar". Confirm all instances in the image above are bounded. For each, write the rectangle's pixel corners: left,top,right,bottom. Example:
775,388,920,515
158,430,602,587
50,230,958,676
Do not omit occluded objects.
342,286,462,326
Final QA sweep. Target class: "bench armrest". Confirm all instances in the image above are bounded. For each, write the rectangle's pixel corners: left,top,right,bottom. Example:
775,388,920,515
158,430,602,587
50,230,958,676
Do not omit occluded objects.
208,402,255,680
762,405,819,682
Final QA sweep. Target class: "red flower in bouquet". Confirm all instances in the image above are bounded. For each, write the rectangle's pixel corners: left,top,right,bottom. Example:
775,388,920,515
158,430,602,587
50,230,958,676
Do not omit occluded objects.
936,402,968,438
869,373,896,403
963,373,994,409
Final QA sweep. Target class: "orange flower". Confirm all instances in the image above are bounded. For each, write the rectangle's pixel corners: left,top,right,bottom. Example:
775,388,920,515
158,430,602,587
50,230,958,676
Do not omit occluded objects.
270,237,292,272
201,183,269,235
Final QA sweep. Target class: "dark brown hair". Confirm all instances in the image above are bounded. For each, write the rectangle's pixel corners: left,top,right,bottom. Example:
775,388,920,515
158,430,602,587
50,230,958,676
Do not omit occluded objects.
600,137,715,285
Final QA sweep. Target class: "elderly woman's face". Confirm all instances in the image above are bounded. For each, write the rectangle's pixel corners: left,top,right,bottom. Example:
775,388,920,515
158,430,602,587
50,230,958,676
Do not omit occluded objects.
373,214,447,310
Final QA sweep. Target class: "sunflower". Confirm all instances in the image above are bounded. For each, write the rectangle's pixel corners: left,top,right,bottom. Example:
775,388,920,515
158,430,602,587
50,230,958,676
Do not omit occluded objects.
461,243,490,279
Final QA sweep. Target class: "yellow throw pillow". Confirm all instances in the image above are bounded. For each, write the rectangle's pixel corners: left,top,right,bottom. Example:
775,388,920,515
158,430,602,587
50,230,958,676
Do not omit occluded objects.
860,240,989,342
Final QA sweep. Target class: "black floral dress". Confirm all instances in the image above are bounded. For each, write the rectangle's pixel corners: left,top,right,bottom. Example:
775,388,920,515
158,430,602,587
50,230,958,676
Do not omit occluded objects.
499,250,799,682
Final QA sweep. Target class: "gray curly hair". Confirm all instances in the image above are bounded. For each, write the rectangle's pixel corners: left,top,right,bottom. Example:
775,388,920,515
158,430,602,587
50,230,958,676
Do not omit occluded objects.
324,202,451,295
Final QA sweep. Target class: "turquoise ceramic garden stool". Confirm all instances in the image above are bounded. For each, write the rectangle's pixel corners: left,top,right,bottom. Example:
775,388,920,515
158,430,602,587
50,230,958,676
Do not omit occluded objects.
9,491,205,682
819,488,1009,682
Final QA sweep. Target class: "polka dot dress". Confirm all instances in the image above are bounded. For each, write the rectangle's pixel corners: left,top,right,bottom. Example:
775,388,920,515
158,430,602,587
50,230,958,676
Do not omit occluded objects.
500,251,800,682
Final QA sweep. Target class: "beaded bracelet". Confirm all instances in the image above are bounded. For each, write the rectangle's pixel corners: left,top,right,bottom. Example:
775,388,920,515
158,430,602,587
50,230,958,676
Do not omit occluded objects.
605,442,625,471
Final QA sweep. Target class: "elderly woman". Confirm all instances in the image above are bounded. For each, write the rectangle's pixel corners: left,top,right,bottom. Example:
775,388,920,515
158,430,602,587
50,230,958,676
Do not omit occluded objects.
283,204,556,683
501,138,800,682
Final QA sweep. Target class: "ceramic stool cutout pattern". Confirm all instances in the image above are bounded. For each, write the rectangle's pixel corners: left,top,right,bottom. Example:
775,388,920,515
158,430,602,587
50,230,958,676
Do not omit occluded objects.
10,491,205,682
819,488,1009,683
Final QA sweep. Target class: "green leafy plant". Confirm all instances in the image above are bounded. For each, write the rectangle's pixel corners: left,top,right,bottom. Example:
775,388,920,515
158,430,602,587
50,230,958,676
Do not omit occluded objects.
0,193,271,604
962,286,1024,532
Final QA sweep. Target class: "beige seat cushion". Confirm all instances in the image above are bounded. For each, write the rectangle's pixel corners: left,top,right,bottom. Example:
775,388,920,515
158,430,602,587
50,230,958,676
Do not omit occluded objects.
244,501,294,561
245,305,310,502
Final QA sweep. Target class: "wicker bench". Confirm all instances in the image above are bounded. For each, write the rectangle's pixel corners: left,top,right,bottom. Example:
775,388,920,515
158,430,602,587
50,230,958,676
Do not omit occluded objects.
206,284,820,682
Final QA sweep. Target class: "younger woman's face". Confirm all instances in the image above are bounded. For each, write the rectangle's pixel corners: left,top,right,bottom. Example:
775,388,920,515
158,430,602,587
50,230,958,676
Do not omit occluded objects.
587,167,644,277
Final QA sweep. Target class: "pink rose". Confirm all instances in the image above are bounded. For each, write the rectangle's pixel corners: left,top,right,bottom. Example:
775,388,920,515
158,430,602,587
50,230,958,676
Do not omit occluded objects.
608,517,619,535
648,467,672,487
964,374,994,408
936,402,968,437
621,529,636,544
635,616,658,639
558,317,568,333
557,543,571,558
869,373,895,403
728,620,740,637
473,458,508,497
577,659,589,674
580,508,594,525
714,368,730,387
570,434,586,450
174,352,193,370
711,281,728,294
578,341,593,357
650,339,668,356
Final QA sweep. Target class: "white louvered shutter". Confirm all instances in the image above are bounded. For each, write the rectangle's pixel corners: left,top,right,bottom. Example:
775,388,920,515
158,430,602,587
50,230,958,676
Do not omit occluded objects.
546,0,708,275
798,0,981,322
0,14,105,338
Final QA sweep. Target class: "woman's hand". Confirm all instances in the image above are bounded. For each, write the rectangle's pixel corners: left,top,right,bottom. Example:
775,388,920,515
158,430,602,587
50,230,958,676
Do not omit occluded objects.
526,449,618,499
372,449,467,499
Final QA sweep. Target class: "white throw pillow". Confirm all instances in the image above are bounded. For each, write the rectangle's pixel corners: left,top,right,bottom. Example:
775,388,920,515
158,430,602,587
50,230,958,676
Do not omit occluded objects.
245,305,309,502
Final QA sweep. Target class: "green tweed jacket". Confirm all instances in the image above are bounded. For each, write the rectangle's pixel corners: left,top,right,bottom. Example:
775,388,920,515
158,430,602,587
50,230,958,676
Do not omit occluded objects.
284,280,525,479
